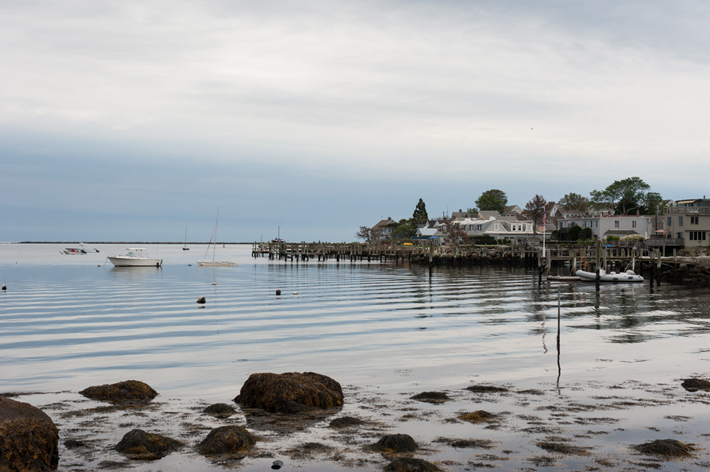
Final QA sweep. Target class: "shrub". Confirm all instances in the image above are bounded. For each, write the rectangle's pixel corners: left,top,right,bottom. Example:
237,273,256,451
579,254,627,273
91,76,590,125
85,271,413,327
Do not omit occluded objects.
620,234,645,242
606,235,620,242
567,225,582,241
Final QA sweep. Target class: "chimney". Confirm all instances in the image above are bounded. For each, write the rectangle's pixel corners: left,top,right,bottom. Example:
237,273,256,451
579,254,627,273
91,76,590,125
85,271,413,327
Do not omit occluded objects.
636,210,640,216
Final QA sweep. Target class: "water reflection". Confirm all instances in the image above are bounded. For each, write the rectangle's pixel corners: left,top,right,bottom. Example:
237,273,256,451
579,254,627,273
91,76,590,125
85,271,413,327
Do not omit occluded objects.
3,246,710,398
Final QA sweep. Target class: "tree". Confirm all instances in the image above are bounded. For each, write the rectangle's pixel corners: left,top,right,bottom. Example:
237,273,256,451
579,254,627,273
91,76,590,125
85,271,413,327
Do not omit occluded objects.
558,193,590,212
579,227,593,240
355,226,382,243
525,194,547,236
393,219,417,239
476,189,508,213
438,218,468,247
590,177,652,215
567,225,582,241
412,198,429,226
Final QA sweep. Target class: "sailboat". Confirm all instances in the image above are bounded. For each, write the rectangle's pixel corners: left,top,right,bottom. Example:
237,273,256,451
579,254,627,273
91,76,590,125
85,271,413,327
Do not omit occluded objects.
197,209,236,267
183,227,190,250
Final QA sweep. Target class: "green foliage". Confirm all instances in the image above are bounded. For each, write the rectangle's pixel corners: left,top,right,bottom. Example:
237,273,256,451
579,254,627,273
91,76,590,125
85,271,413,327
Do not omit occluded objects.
590,177,657,215
412,198,429,226
550,230,560,241
567,225,582,241
559,193,590,212
579,227,593,240
476,189,508,213
471,235,496,245
606,235,620,241
393,219,417,239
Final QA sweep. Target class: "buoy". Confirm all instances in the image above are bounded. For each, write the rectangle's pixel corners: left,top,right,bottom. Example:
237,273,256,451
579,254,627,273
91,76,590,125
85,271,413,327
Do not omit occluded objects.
272,460,283,470
212,282,217,285
293,292,298,295
197,296,206,304
275,289,281,295
1,285,6,291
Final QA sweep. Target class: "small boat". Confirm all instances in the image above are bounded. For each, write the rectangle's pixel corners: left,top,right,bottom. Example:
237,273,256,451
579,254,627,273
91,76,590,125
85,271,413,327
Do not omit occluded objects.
62,243,99,255
183,227,190,251
108,248,163,267
197,208,236,267
576,269,643,283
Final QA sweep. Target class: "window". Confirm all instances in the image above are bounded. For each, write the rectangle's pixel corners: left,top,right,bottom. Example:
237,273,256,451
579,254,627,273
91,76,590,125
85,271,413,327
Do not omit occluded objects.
690,231,707,241
667,217,672,227
678,232,684,239
679,216,684,226
691,216,699,225
632,221,637,228
615,220,620,228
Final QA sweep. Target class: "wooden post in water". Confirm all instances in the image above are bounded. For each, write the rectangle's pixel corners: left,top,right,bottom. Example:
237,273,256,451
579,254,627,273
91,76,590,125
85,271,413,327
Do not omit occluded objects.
595,239,601,291
656,249,662,287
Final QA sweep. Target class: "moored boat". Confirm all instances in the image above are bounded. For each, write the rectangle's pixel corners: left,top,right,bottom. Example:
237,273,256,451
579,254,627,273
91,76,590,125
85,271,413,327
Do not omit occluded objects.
108,248,162,267
62,243,99,255
576,269,643,283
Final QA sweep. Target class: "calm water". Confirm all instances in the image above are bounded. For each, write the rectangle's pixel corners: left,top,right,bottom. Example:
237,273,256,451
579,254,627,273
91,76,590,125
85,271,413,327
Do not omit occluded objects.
3,243,710,471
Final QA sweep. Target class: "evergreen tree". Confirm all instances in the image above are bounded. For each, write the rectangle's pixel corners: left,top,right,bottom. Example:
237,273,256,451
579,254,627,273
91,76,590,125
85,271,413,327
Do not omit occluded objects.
412,198,428,226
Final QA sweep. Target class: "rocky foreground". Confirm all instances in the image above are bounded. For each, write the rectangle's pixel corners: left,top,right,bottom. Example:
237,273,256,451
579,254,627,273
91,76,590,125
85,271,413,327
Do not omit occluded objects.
3,373,710,471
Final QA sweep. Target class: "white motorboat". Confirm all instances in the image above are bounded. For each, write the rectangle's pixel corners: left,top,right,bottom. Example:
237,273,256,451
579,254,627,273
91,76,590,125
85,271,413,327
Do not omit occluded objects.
62,243,99,255
108,248,162,267
197,208,236,267
576,269,643,283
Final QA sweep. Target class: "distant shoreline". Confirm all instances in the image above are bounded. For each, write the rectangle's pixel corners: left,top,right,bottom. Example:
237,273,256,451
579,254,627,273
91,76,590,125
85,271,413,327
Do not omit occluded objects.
8,241,255,245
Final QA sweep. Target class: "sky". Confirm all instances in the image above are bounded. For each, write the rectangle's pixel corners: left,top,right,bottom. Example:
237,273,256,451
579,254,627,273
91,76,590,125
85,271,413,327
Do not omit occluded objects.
1,0,709,242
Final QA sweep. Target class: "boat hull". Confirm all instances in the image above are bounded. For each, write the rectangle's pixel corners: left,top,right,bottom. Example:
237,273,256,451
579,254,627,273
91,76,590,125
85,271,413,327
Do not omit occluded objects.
108,257,163,267
576,269,643,283
196,261,236,267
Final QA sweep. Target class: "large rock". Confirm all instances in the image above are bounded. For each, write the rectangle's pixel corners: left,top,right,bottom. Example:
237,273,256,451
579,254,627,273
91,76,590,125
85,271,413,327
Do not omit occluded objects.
0,397,59,471
384,457,442,472
115,429,182,460
197,425,255,456
79,380,158,404
234,372,343,413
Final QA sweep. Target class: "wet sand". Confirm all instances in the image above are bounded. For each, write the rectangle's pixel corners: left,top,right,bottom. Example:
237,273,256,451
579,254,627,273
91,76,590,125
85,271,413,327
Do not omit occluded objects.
7,375,710,472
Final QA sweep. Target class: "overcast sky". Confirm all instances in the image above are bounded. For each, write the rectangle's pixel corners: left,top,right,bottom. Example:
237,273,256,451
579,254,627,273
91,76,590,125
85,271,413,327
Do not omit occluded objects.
1,0,709,242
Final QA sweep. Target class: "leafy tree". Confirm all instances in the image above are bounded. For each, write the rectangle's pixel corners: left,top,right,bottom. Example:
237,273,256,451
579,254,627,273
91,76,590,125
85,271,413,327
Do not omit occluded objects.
590,177,652,215
412,199,429,226
393,219,417,239
466,207,479,214
567,225,582,241
643,192,664,215
525,194,547,236
476,189,508,213
438,218,468,247
558,193,590,212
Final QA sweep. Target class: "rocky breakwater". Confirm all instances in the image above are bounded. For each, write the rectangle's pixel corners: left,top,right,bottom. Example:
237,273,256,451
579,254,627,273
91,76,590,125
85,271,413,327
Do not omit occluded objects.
0,397,59,472
659,258,710,285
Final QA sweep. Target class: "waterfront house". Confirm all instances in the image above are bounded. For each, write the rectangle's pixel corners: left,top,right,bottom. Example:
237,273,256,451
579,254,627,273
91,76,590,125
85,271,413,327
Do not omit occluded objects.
665,198,710,247
557,213,655,241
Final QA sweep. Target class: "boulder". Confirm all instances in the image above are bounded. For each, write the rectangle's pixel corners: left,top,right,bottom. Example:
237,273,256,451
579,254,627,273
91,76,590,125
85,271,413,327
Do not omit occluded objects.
373,434,418,453
115,429,182,460
384,457,442,472
410,392,451,403
0,397,59,471
79,380,158,404
633,439,694,457
681,378,710,392
197,425,255,456
203,403,236,418
329,416,364,428
234,372,343,413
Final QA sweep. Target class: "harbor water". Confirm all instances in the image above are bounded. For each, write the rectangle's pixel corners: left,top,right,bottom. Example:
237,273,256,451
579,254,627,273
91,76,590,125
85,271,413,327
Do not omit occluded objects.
2,243,710,471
